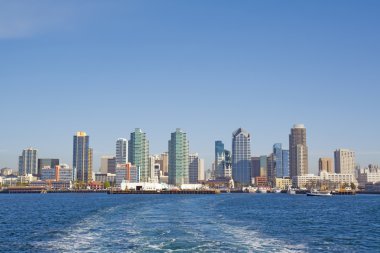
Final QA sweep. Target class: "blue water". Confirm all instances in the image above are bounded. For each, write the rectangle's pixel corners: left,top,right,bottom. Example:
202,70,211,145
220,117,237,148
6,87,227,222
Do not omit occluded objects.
0,194,379,252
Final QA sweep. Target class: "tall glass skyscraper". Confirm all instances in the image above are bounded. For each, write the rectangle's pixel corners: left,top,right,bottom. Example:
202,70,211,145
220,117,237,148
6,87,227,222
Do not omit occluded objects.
128,128,149,182
168,128,189,185
215,141,225,179
232,128,252,185
116,138,128,165
273,143,283,178
18,147,38,176
189,153,200,184
73,132,92,183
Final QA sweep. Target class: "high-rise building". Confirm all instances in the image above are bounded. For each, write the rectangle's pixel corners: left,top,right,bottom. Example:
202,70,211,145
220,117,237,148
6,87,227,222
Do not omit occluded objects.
168,128,189,185
149,155,158,182
251,157,261,177
128,128,149,182
215,141,225,179
100,156,116,174
116,138,128,165
155,152,169,176
214,141,233,179
282,150,290,177
259,155,268,177
267,154,275,186
198,158,205,181
18,147,38,176
273,144,283,178
73,131,92,183
37,158,59,177
289,124,308,179
115,163,140,186
319,158,334,174
232,128,252,185
189,153,200,184
334,149,355,175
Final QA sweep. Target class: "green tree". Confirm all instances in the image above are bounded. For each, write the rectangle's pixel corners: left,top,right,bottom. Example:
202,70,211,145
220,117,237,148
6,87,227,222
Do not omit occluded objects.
104,181,111,189
350,182,356,190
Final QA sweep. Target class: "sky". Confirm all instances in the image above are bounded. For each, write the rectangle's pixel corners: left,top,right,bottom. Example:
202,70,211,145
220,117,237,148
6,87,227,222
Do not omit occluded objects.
0,0,380,174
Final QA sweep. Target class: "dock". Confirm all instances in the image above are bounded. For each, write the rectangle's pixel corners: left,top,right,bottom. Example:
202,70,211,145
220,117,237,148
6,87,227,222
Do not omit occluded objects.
107,190,218,194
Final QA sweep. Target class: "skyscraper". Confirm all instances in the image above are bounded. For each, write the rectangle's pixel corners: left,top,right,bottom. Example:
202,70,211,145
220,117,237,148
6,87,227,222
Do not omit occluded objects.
319,157,334,174
128,128,149,182
116,138,128,165
334,149,355,175
73,131,92,183
282,150,290,177
289,124,308,179
273,143,283,178
18,147,38,176
189,153,200,184
214,140,232,179
232,128,252,185
168,128,189,185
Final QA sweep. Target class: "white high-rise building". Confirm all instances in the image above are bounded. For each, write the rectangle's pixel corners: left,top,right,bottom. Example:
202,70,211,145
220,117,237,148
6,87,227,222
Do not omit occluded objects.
334,149,355,175
198,158,205,181
116,138,128,165
18,147,38,176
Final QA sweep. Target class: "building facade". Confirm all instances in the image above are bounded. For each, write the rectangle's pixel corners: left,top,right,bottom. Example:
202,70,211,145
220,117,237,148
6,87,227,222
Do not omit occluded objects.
289,124,308,179
37,159,59,178
273,144,283,178
116,138,128,165
168,128,189,185
334,149,355,175
232,128,252,185
319,158,334,174
189,153,200,184
128,128,149,182
18,147,38,176
73,131,92,183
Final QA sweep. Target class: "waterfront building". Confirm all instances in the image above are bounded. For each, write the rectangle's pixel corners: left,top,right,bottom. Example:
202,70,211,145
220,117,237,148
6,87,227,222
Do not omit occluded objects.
289,124,308,179
95,173,116,184
275,177,292,190
168,128,189,185
73,131,92,183
320,171,355,186
37,159,59,178
292,174,320,188
41,164,72,182
273,144,283,178
282,150,290,177
189,153,200,184
115,163,140,186
334,149,355,175
232,128,252,185
100,156,116,174
18,147,38,176
116,138,128,165
128,128,149,182
260,156,268,177
319,158,334,174
254,176,268,187
357,166,380,187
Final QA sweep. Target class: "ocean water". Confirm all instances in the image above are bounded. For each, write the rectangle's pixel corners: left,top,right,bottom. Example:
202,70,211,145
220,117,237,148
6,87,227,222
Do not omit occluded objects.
0,193,379,252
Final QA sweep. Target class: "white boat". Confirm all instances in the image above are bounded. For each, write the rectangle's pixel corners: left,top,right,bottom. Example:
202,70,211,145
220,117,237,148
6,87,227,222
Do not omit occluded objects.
257,187,268,194
274,189,282,194
287,187,296,195
306,191,332,197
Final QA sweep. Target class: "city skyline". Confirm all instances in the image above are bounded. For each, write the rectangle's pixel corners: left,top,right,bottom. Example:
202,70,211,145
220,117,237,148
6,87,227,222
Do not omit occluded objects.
1,1,380,171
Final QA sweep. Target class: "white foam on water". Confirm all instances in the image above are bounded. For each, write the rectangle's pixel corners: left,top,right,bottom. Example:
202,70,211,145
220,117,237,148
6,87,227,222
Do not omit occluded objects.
216,222,307,253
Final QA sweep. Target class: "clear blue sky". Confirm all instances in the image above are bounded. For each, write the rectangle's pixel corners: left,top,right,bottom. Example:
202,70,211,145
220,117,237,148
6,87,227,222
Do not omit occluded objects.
1,0,379,173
